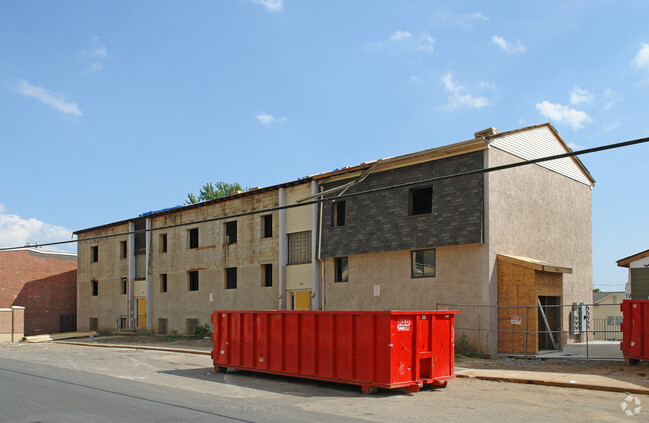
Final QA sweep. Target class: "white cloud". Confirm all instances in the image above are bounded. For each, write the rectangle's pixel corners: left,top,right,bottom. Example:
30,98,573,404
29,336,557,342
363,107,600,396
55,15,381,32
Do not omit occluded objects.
418,34,435,53
603,88,623,110
14,80,82,116
252,0,283,12
390,30,412,41
569,86,594,105
491,35,526,53
567,141,585,151
456,12,489,30
0,205,73,250
441,72,491,110
256,112,286,124
536,101,592,131
86,62,103,72
93,46,107,57
632,43,649,71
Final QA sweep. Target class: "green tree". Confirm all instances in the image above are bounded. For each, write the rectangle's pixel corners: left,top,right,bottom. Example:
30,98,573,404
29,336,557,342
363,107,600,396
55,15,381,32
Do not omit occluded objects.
185,182,245,204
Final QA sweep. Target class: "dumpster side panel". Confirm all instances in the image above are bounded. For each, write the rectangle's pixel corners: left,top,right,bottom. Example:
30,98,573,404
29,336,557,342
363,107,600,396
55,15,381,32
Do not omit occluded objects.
621,300,649,362
212,310,456,391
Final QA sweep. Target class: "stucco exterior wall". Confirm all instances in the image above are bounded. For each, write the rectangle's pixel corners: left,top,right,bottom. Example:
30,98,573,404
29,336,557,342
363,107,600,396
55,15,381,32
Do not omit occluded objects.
322,244,486,345
486,146,593,339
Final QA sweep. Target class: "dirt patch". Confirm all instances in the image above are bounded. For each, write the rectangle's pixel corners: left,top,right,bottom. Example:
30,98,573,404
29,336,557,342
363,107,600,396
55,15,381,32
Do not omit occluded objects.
456,354,649,379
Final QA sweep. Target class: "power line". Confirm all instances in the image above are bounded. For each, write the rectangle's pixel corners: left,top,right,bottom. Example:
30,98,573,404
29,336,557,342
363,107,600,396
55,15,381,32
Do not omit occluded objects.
1,135,648,252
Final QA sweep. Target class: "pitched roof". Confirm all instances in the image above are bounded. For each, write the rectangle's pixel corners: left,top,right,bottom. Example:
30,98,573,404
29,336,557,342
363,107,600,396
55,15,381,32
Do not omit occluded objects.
617,248,649,267
593,291,625,303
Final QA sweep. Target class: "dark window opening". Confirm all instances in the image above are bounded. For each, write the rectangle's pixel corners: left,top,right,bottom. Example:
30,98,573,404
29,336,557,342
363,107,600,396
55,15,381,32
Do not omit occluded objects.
225,221,237,244
188,271,199,291
134,221,146,252
262,264,272,287
121,277,128,295
160,274,167,293
335,257,349,282
225,267,237,289
188,228,199,249
331,201,346,227
411,249,436,278
409,186,433,216
263,214,273,238
91,246,99,263
91,280,98,296
160,233,167,253
120,241,127,259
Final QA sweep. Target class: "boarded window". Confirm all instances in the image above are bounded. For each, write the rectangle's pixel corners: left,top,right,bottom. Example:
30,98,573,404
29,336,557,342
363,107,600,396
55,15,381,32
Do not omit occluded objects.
91,246,99,263
89,317,98,331
411,249,436,278
160,274,167,293
262,264,272,287
225,267,237,289
158,318,168,335
335,257,348,282
186,319,199,335
409,186,433,216
160,233,167,253
225,221,237,244
288,231,312,265
188,271,199,291
262,214,273,238
120,241,127,259
188,228,199,249
331,201,346,227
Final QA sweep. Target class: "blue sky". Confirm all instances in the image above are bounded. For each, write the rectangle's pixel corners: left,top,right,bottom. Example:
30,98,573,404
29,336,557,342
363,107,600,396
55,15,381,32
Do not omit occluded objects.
1,1,648,290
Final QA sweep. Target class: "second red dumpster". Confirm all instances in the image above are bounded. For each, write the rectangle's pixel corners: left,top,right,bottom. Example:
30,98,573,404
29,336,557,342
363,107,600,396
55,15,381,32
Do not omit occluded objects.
621,300,649,364
211,310,457,393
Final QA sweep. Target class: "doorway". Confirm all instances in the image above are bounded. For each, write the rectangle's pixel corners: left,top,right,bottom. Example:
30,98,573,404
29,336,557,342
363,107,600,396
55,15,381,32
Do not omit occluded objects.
137,298,147,328
289,291,311,310
538,296,561,350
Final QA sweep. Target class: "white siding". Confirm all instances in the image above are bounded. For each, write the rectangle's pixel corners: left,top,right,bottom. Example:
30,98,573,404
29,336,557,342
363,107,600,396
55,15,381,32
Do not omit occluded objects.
286,183,312,233
286,263,312,290
488,126,593,186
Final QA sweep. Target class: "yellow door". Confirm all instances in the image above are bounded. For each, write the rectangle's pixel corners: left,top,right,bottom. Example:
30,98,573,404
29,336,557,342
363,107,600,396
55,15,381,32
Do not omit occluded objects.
290,291,311,311
137,298,147,328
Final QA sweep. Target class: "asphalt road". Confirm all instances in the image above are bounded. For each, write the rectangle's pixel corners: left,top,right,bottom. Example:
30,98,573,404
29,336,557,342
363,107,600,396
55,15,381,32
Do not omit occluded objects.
0,343,640,422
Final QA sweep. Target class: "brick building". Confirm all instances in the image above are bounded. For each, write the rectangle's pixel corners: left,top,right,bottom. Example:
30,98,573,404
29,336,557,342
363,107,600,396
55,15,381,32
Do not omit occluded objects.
0,249,77,335
74,123,594,354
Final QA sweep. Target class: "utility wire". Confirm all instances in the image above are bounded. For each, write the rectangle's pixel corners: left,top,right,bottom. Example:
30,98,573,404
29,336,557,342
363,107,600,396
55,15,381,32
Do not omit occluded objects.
1,135,648,252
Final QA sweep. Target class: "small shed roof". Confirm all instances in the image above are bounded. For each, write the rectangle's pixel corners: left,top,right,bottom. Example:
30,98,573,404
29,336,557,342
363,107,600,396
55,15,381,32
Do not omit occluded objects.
497,254,572,274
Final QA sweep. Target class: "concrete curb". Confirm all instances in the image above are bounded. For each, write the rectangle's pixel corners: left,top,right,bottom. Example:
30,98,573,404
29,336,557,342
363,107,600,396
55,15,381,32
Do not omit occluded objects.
56,341,211,356
455,373,649,396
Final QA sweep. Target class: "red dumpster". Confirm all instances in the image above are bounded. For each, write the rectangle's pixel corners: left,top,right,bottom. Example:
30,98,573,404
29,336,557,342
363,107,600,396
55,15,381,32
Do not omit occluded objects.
211,310,457,393
621,300,649,364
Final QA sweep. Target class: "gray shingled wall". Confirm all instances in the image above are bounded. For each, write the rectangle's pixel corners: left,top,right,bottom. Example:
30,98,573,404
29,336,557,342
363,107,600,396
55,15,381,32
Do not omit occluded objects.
319,151,484,258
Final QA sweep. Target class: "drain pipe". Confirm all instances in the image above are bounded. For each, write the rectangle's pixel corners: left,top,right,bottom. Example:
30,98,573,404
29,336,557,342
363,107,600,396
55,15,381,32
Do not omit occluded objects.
317,184,326,310
128,222,135,329
311,181,321,310
145,217,152,333
278,188,287,310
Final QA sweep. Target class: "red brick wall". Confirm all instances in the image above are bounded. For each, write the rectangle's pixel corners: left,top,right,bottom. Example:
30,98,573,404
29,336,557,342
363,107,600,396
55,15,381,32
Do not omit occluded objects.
0,250,77,335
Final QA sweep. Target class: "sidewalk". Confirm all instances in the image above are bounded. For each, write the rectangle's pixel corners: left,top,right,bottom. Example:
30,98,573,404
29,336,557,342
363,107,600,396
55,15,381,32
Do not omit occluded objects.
56,339,649,396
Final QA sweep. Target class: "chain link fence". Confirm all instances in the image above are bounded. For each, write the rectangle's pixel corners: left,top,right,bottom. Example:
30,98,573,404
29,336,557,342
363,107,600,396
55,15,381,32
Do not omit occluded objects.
437,302,624,360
